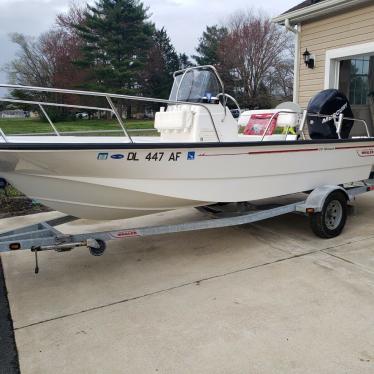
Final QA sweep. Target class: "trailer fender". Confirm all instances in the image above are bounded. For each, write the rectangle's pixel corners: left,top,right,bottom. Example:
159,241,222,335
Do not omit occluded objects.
296,185,349,214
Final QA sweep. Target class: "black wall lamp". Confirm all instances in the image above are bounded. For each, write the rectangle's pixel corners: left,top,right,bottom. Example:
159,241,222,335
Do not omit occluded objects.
303,49,315,69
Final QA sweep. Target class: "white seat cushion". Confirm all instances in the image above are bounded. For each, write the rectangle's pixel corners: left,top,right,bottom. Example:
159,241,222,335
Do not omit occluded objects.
155,110,194,131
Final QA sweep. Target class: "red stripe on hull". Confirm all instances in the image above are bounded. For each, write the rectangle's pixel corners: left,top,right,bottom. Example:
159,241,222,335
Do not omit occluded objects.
198,144,374,157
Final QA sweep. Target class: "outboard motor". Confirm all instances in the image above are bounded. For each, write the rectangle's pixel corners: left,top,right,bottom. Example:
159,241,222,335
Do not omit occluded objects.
307,89,354,139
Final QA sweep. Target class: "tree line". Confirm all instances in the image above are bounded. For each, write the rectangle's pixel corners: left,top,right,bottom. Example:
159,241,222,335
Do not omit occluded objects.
5,0,293,117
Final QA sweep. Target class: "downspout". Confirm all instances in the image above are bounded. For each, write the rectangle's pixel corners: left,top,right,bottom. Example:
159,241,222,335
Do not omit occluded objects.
285,19,300,104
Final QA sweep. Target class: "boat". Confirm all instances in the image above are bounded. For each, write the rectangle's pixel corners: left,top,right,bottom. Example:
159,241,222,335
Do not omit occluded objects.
0,65,374,220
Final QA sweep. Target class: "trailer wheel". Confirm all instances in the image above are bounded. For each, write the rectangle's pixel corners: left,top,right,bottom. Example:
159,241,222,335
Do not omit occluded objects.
88,239,106,256
310,191,348,239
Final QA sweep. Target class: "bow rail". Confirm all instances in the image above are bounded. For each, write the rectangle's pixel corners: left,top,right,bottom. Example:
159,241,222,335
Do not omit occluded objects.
0,83,221,142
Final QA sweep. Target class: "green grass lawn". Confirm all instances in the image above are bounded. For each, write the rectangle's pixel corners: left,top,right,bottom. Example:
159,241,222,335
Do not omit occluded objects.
0,118,156,137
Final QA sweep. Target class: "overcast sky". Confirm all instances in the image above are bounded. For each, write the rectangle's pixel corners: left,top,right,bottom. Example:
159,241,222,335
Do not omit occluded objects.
0,0,299,88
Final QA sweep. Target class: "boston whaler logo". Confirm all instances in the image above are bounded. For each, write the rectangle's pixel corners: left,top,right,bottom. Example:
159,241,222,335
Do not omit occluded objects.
111,154,125,160
357,148,374,157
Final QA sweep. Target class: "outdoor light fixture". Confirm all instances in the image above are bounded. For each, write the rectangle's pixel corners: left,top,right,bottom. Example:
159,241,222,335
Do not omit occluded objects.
303,49,315,69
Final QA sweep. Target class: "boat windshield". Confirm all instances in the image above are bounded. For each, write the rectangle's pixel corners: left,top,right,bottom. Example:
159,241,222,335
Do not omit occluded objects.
169,68,222,103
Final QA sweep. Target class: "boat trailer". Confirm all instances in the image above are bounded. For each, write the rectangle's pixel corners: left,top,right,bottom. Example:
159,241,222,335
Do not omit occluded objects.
1,181,374,273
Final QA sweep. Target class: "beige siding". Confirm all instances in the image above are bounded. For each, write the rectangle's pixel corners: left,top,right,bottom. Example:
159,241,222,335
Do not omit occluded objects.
297,3,374,108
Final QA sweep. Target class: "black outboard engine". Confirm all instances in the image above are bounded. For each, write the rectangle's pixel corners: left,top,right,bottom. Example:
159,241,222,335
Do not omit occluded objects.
307,89,354,139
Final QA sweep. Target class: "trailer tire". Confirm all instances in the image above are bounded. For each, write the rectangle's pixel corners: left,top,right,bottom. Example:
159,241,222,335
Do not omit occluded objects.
310,191,348,239
88,239,106,256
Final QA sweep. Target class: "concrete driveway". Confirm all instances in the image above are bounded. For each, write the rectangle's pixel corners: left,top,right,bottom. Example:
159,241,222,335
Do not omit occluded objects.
1,193,374,374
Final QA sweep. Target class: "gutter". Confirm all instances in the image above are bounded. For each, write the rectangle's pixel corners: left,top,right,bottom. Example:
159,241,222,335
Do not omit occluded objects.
273,0,371,25
284,19,296,34
284,19,301,104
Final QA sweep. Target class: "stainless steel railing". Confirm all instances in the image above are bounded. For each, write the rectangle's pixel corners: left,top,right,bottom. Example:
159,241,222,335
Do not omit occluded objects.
258,110,301,141
174,65,229,124
1,83,371,143
258,110,371,141
0,84,222,143
0,128,7,142
299,111,371,139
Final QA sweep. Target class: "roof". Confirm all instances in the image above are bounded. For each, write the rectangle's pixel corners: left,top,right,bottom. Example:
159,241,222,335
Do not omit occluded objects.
283,0,325,15
273,0,371,25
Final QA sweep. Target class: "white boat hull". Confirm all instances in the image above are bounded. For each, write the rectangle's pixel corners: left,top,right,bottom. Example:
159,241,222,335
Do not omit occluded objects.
1,139,374,220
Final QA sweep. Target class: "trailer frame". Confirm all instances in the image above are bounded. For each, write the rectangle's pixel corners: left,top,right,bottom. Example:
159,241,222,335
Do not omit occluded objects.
1,180,374,273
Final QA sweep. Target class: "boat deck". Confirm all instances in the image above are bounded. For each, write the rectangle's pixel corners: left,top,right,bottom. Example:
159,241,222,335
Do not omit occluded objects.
0,134,302,144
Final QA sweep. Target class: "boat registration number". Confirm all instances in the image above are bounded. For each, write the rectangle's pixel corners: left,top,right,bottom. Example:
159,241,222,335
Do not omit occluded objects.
97,151,196,162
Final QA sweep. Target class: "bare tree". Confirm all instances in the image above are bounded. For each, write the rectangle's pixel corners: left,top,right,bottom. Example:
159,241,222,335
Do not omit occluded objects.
6,3,91,120
7,2,88,89
218,10,291,108
7,33,54,87
270,58,294,100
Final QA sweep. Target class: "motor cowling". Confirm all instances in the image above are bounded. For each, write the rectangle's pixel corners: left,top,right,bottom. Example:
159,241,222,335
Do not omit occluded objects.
307,89,354,139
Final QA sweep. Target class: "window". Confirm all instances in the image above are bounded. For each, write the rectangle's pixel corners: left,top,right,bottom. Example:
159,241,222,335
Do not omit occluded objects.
349,57,370,105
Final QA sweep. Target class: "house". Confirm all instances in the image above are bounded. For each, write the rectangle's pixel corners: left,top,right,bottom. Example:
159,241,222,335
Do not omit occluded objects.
0,109,27,119
273,0,374,134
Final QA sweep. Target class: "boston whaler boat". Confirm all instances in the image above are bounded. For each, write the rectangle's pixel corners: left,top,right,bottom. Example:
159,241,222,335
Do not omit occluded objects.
0,65,374,223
